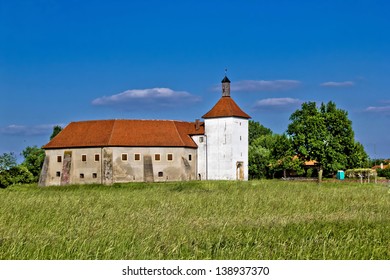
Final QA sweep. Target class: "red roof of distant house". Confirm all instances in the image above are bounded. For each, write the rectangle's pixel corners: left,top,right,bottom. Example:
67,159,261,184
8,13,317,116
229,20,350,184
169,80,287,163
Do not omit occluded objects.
202,96,251,119
372,164,389,170
292,155,317,166
43,120,204,149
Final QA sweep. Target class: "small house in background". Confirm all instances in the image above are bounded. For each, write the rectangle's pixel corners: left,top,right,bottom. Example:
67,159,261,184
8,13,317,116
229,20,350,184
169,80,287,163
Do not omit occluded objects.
39,76,251,186
371,161,389,170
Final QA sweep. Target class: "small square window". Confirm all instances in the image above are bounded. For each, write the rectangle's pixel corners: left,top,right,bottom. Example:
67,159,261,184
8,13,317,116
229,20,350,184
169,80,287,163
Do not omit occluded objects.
199,136,204,143
134,154,141,161
155,154,161,161
122,154,128,161
57,156,62,163
158,171,163,177
80,173,84,179
188,154,192,161
81,155,87,162
167,154,173,161
95,154,100,161
92,173,97,178
56,171,61,177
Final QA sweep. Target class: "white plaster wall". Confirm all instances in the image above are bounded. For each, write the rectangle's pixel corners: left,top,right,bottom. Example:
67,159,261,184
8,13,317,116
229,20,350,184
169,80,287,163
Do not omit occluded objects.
231,119,249,180
205,117,248,180
191,135,207,180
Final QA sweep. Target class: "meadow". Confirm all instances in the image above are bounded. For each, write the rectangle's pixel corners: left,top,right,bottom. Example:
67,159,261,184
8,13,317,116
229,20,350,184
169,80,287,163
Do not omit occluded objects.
0,180,389,260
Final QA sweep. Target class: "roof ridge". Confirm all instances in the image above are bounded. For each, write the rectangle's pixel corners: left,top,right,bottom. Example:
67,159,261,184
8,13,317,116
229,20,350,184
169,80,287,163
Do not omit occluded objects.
107,120,117,145
173,121,186,147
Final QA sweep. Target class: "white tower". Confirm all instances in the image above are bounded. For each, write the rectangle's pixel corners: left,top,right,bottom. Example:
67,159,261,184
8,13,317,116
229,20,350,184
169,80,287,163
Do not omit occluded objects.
202,76,251,180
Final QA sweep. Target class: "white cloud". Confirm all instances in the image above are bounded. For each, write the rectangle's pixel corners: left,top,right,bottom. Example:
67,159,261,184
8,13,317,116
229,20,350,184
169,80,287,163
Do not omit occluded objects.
364,106,390,113
320,81,355,87
213,80,301,92
92,88,201,109
0,124,59,136
255,98,302,106
253,98,302,109
233,80,301,91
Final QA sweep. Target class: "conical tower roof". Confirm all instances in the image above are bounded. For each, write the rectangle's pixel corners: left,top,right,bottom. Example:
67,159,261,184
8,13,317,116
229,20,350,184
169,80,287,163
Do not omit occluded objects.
202,96,250,119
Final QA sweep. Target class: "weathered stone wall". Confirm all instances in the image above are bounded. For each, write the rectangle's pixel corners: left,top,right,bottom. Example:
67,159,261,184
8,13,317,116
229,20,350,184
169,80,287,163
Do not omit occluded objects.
61,151,72,185
111,147,197,182
40,146,198,186
102,148,113,185
38,155,49,186
41,148,102,186
70,148,102,185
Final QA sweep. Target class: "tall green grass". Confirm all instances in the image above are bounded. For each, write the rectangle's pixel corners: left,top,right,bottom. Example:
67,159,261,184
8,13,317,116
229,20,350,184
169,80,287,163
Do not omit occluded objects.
0,180,389,259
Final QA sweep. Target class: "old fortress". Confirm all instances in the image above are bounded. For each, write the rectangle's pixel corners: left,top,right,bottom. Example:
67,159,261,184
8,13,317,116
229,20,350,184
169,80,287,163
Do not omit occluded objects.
39,76,250,186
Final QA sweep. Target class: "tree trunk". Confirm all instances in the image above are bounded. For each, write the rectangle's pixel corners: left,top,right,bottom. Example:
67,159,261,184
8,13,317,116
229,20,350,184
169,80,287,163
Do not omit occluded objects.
318,166,323,184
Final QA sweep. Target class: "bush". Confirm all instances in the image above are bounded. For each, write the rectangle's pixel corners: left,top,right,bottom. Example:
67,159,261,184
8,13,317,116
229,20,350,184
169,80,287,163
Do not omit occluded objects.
0,166,34,188
377,168,390,179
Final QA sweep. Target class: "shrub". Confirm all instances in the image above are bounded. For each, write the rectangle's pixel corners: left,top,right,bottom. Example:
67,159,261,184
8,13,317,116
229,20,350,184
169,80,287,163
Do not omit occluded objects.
377,168,390,179
0,166,35,188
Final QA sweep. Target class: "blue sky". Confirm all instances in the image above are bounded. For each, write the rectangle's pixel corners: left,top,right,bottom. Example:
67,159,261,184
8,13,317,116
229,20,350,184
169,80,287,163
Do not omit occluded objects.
1,0,389,160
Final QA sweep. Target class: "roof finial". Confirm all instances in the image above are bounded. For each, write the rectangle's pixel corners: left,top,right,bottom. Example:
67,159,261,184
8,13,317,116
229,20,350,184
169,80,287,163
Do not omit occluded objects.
225,67,227,76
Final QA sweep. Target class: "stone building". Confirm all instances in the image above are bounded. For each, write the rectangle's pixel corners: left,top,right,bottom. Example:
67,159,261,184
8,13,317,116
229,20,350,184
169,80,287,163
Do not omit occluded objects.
39,76,250,186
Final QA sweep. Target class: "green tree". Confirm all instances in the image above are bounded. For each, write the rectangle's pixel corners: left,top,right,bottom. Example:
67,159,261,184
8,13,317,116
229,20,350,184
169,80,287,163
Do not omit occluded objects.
248,133,278,179
287,101,367,182
0,152,17,172
21,146,45,181
249,120,272,144
248,121,275,179
269,134,304,178
377,167,390,179
50,125,63,140
349,142,369,168
0,165,34,188
249,139,271,179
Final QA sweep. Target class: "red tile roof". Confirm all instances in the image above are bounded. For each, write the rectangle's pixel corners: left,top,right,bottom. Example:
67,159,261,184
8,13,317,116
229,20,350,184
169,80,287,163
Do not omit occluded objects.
202,96,251,119
43,120,205,149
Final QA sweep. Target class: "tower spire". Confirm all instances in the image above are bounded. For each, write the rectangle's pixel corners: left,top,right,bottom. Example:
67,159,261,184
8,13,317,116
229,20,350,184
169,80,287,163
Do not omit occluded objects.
221,71,231,97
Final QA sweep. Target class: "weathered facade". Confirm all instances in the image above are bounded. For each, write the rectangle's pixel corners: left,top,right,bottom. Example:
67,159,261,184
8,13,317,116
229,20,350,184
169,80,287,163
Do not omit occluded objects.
39,76,250,186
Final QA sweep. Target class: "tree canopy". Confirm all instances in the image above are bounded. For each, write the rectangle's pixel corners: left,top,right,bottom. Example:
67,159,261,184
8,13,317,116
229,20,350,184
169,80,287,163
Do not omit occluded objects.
249,120,272,144
21,146,45,181
0,152,17,172
50,125,63,140
287,101,368,181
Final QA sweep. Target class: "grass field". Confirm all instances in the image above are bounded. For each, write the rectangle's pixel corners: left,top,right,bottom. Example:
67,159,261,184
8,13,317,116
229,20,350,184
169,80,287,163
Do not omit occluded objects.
0,180,389,260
